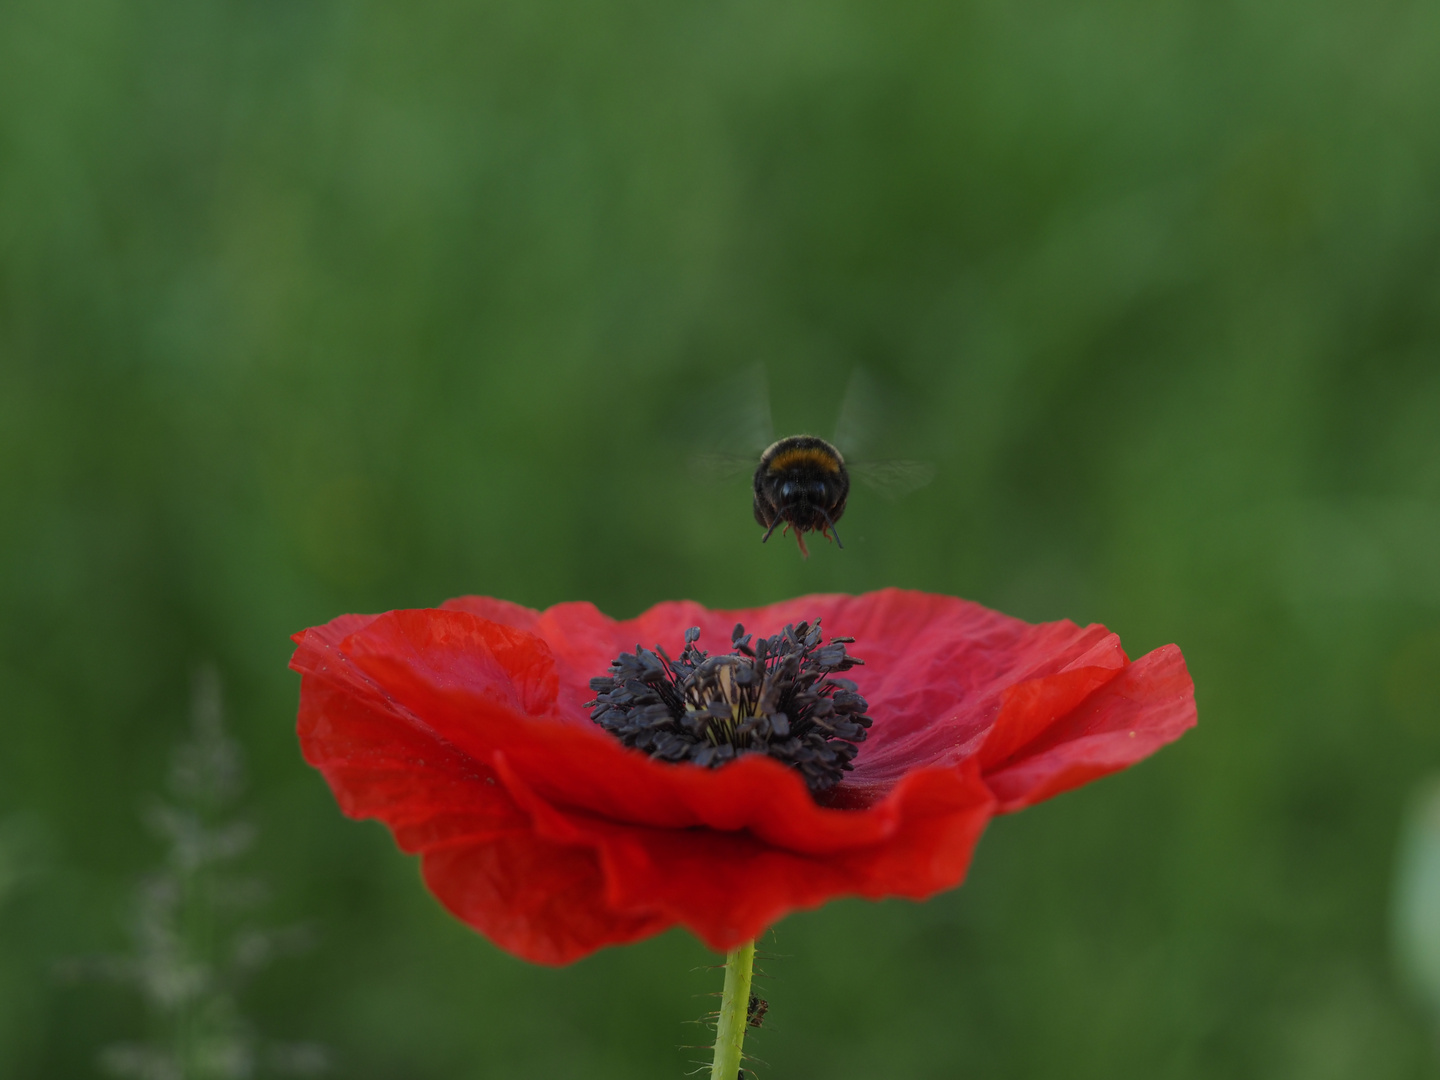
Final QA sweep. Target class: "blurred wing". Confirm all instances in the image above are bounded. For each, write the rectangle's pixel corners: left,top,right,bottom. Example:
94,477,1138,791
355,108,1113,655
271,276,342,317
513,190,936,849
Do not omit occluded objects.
832,367,884,461
688,452,757,484
695,363,774,457
848,459,936,500
733,364,775,454
834,367,934,498
687,365,773,485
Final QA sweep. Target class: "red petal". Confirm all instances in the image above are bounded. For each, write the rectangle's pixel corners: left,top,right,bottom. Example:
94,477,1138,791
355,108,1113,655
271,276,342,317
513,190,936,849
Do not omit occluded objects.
293,589,1194,963
446,588,1131,787
420,833,670,965
983,644,1196,811
482,752,992,955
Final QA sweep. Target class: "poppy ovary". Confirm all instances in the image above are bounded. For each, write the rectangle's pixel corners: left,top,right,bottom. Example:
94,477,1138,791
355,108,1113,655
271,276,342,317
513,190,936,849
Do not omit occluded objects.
586,620,873,796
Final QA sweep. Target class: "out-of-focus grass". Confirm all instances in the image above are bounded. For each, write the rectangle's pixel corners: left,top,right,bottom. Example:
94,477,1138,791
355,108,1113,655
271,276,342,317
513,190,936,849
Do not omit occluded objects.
2,0,1440,1076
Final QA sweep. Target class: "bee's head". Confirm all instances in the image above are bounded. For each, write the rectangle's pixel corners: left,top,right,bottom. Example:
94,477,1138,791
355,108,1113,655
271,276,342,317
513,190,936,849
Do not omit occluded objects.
779,478,829,506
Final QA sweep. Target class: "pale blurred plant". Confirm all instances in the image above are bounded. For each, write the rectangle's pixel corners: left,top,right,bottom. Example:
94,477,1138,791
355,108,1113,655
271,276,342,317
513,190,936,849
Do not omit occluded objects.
68,667,328,1080
1393,776,1440,1052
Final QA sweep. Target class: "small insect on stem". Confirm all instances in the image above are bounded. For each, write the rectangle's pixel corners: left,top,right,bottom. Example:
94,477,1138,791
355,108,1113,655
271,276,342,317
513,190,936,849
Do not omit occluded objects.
746,994,768,1029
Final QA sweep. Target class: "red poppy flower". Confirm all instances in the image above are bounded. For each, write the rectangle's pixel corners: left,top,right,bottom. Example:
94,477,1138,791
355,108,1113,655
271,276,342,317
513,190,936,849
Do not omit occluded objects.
291,588,1195,965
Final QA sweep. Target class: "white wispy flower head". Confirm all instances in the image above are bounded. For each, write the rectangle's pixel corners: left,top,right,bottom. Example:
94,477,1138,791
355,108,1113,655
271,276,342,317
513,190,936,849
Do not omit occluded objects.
69,666,329,1079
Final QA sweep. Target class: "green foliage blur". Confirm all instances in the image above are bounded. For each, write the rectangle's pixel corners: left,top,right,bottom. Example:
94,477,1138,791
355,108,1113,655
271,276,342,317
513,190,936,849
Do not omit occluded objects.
3,0,1440,1076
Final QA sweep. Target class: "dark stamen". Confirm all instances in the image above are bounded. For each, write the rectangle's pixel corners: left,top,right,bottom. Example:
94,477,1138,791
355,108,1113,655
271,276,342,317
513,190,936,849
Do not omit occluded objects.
586,620,873,796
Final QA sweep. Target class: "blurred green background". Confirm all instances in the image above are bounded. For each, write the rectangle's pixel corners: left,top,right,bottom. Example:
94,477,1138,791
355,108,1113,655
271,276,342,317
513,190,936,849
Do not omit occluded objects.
4,0,1440,1076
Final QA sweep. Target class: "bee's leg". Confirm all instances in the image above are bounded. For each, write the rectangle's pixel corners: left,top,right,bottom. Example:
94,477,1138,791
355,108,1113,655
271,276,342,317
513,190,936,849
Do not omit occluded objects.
794,529,810,559
818,509,844,549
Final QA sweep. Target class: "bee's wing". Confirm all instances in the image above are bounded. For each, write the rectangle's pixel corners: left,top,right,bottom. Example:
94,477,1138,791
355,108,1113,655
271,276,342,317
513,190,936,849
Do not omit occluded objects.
717,363,774,455
687,364,774,483
847,459,937,500
832,367,884,461
834,368,935,498
688,452,757,483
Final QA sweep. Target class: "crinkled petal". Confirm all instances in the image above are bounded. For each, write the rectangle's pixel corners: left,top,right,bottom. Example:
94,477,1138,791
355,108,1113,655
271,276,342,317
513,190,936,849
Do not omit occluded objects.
293,589,1195,963
488,752,992,955
446,588,1130,786
983,644,1196,811
420,832,670,965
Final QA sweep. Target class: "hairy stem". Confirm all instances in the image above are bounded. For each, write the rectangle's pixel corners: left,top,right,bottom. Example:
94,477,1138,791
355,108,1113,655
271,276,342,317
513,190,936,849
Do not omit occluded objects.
710,940,755,1080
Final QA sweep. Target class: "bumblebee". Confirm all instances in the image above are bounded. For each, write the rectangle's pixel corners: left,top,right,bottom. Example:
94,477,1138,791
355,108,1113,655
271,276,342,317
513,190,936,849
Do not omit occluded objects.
753,434,849,558
690,366,934,559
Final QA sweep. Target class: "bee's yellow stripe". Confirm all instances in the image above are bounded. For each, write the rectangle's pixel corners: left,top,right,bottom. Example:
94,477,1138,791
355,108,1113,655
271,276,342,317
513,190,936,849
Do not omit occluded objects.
768,447,842,474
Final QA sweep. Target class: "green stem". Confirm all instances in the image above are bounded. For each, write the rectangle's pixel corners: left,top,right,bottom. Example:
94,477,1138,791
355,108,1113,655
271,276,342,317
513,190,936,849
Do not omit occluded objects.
710,940,756,1080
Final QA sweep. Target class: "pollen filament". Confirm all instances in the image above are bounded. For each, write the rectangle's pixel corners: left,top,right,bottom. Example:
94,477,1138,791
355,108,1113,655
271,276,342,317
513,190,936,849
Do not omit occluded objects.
586,621,872,796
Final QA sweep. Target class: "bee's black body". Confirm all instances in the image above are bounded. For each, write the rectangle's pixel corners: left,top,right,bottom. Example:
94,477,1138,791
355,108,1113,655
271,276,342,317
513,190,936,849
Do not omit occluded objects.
752,434,849,557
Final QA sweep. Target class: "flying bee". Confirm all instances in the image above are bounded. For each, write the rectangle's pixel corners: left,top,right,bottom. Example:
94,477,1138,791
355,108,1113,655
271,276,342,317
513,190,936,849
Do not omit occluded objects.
752,434,850,558
692,367,935,558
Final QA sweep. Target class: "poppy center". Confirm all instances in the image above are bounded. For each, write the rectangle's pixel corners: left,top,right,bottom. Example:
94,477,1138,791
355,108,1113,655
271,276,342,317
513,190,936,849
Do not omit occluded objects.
586,620,872,795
